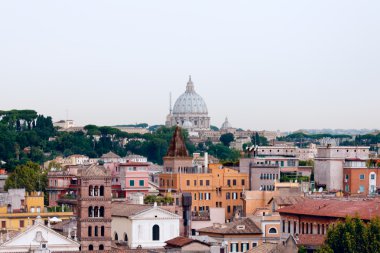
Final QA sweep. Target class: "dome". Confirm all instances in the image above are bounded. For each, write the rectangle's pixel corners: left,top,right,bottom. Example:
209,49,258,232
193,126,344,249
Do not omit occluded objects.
221,117,232,130
182,120,193,129
172,77,208,115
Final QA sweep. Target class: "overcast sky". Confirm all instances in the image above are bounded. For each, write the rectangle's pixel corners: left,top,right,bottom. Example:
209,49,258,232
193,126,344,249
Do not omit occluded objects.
0,1,379,131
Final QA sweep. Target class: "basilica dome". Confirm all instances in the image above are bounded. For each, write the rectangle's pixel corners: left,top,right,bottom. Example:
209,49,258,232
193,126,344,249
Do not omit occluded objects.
172,77,208,115
165,76,210,130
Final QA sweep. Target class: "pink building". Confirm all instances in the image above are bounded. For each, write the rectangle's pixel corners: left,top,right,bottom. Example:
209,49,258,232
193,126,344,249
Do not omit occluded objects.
118,162,150,198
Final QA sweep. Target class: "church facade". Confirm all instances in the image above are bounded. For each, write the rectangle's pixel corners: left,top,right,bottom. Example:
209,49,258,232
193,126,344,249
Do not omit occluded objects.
166,77,210,130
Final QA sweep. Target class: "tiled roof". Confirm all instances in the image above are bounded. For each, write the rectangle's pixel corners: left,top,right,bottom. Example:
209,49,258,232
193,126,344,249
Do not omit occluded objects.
296,234,325,246
78,164,110,177
165,237,195,247
198,218,262,235
269,196,305,206
278,198,380,220
111,203,152,217
246,243,282,253
166,126,189,157
101,151,121,159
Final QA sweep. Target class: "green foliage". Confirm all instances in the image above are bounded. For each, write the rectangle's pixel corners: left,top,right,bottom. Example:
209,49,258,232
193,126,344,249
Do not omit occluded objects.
298,246,307,253
210,125,219,131
5,162,47,193
144,195,174,205
251,132,269,146
317,217,380,253
220,133,234,147
299,160,314,166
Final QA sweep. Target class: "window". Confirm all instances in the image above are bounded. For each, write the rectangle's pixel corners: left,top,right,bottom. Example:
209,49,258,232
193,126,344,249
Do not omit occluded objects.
99,245,104,251
194,193,197,200
232,192,237,199
20,220,24,228
252,243,258,248
233,179,237,186
227,179,231,186
88,206,93,217
241,179,245,186
345,174,349,180
124,233,128,241
359,174,365,180
294,221,297,234
114,232,118,241
227,206,231,213
95,226,98,236
101,226,105,236
241,243,249,252
345,185,349,192
359,185,365,193
206,180,210,186
318,224,320,234
152,225,160,241
88,226,92,236
282,220,285,233
89,245,94,251
200,180,203,186
371,174,375,180
139,180,144,186
199,193,203,200
288,221,291,233
30,206,35,213
230,243,238,252
186,180,190,186
226,192,230,200
269,227,277,234
194,180,197,186
1,221,5,228
130,180,135,186
322,224,325,234
100,186,104,196
100,206,105,217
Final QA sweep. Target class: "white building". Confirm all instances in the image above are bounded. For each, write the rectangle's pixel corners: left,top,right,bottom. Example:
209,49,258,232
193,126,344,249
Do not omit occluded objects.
53,120,74,129
112,202,180,249
0,217,80,252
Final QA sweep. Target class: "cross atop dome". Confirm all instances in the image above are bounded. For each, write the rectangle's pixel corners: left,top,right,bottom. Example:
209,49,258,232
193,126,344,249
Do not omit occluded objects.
186,75,194,92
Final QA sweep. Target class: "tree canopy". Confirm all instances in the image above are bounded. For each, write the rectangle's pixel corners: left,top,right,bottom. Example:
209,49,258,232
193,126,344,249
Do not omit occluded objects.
220,133,234,147
317,217,380,253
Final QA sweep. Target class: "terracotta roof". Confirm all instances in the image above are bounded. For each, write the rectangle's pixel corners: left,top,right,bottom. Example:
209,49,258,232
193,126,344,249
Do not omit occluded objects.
198,218,262,235
296,234,326,246
78,164,110,177
166,126,189,157
119,162,150,166
278,198,380,220
111,203,152,217
246,243,282,253
165,237,196,247
268,196,305,207
101,151,121,159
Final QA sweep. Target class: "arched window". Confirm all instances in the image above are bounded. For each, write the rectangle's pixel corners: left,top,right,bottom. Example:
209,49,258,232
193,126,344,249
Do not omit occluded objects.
89,245,93,251
94,206,99,217
95,226,98,236
7,204,11,214
152,224,160,241
88,226,92,237
99,244,104,251
94,186,99,196
100,206,104,217
88,206,93,217
114,232,119,241
89,185,93,196
101,226,105,236
269,227,277,234
124,233,128,242
100,186,104,196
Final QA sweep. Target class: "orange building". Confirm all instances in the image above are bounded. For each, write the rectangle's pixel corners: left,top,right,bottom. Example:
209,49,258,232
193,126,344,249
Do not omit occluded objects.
343,158,380,196
159,127,249,220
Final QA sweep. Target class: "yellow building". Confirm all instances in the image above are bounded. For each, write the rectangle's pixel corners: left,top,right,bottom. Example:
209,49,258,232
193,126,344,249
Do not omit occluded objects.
0,191,73,231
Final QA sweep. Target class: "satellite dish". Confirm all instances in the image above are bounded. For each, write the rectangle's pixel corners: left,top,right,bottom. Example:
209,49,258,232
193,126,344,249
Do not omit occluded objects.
318,187,323,193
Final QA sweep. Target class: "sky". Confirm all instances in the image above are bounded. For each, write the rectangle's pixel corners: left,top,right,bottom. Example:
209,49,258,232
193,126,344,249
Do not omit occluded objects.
0,1,379,132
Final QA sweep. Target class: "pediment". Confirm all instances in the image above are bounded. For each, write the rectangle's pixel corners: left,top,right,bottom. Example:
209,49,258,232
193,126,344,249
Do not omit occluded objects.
131,207,181,220
0,224,80,248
